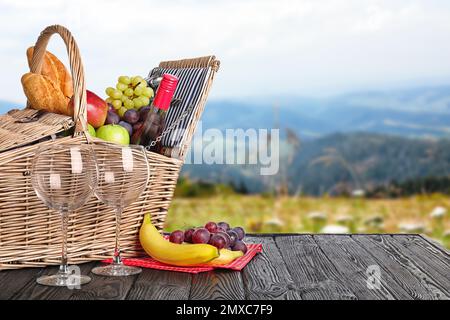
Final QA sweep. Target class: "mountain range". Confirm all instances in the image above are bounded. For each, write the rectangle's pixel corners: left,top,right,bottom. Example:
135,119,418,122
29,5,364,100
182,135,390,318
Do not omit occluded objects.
201,85,450,139
181,85,450,194
182,132,450,195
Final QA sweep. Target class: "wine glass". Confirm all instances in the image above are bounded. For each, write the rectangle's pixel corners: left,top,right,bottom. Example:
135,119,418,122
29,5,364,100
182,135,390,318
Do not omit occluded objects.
31,143,98,286
91,143,150,276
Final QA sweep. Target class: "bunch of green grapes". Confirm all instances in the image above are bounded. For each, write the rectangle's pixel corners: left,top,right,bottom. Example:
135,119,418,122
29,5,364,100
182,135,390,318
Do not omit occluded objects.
105,76,154,117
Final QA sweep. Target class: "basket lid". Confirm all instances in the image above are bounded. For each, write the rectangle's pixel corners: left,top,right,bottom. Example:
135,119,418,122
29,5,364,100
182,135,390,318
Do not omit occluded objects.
0,108,74,153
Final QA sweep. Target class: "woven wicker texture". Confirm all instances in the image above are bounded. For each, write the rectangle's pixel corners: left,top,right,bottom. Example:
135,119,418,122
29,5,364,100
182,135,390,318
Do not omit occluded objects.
0,25,218,270
0,109,73,152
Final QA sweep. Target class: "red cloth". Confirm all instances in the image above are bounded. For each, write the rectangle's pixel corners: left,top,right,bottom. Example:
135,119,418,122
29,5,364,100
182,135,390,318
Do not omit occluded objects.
102,243,262,274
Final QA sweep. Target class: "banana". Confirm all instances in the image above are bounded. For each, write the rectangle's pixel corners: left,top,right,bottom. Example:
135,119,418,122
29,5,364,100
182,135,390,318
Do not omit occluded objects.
139,214,219,266
206,249,244,266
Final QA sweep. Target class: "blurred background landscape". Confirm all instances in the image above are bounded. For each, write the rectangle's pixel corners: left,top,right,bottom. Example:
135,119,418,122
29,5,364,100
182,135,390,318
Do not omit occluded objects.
166,86,450,248
0,0,449,246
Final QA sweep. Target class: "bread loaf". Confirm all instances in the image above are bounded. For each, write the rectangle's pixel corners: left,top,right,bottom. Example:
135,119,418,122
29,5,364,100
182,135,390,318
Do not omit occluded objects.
21,72,72,116
26,47,73,99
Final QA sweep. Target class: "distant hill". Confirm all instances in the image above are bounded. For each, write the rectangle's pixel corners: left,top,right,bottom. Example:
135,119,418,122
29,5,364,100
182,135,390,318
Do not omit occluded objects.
186,86,450,193
202,86,450,139
288,132,450,195
182,132,450,195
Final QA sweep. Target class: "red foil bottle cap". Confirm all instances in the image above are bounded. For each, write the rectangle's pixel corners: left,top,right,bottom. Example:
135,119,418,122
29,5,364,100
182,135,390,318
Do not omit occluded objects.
152,74,178,111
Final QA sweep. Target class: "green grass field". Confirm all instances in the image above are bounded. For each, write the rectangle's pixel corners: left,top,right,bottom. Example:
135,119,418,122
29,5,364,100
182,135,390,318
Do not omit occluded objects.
165,194,450,248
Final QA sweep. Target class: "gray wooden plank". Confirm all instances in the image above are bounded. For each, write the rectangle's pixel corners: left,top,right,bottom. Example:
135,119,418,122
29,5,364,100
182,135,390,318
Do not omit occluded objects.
126,269,191,300
314,235,412,300
386,236,450,291
353,235,450,300
4,234,448,301
397,235,450,271
242,236,302,300
0,267,42,300
12,263,94,300
275,235,357,300
70,262,139,300
190,270,245,300
421,234,450,255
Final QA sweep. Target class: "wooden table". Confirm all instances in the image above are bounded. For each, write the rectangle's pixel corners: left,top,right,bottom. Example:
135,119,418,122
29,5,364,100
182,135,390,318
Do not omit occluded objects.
1,234,449,300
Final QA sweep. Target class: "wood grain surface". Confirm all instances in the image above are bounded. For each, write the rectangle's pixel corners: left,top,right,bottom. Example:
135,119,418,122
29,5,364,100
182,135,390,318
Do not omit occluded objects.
1,234,448,300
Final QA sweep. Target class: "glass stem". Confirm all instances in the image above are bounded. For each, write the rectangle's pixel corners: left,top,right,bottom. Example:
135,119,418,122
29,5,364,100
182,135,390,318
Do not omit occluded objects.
59,208,69,275
113,206,123,265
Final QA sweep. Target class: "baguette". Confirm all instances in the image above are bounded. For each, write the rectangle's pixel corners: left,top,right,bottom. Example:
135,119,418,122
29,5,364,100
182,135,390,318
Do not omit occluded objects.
21,72,72,116
26,47,73,99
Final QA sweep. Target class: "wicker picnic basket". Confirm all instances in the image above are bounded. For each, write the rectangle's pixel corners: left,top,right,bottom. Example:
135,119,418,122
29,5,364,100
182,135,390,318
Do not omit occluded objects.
0,25,219,270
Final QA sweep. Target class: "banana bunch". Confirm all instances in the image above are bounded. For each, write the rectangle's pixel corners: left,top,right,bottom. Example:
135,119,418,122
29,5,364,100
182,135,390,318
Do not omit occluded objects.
139,214,243,267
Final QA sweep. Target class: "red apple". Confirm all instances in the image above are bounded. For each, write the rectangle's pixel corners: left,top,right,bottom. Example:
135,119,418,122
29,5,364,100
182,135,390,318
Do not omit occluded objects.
69,90,108,128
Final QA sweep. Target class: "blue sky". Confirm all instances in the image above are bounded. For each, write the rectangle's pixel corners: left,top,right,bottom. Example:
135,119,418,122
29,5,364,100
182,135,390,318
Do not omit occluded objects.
1,0,450,104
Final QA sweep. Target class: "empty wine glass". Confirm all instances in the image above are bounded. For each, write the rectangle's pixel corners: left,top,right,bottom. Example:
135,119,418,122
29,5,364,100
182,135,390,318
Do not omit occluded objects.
31,143,98,286
91,143,150,276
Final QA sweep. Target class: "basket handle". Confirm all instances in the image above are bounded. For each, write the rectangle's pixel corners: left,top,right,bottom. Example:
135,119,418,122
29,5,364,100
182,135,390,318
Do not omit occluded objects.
29,25,87,135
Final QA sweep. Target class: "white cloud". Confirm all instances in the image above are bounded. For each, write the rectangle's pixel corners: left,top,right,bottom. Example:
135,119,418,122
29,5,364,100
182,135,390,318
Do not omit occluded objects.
1,0,450,104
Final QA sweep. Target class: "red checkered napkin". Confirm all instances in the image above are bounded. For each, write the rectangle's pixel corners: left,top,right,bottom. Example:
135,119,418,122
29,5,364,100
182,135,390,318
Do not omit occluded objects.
102,243,262,274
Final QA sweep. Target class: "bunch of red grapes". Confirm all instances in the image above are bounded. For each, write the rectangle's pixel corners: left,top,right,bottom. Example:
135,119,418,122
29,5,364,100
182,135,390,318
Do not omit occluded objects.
169,222,248,254
105,105,150,138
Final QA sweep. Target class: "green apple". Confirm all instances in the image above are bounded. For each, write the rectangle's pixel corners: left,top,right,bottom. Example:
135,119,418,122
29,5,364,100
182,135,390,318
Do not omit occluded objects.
96,124,130,145
87,124,96,137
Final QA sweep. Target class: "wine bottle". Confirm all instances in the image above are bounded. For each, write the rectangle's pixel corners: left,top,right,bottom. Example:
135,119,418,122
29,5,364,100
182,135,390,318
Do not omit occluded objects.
131,73,178,152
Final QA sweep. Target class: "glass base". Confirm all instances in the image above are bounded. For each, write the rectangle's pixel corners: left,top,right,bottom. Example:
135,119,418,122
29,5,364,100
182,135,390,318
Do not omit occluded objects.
91,263,142,277
37,273,91,287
